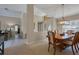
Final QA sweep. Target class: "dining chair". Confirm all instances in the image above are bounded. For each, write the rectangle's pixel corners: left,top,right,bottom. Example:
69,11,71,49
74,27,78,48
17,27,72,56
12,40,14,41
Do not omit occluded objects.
63,32,79,55
0,36,4,55
0,41,4,55
47,31,65,54
75,32,79,51
47,31,53,52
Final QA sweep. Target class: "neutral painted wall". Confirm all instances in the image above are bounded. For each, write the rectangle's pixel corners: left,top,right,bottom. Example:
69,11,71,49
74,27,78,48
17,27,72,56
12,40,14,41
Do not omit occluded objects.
34,7,46,16
0,16,21,30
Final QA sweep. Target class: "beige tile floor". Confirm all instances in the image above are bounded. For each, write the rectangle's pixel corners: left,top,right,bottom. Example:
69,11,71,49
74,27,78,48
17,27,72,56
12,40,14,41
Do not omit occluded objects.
4,39,79,55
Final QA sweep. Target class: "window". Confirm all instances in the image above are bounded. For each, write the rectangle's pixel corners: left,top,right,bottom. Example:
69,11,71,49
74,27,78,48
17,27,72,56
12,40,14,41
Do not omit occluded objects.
15,25,18,32
48,24,52,31
38,22,43,32
62,20,79,32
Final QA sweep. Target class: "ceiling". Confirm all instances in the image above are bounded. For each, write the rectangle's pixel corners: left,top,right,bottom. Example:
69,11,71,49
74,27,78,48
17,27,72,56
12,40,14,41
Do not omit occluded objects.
0,4,26,18
35,4,79,18
0,4,79,18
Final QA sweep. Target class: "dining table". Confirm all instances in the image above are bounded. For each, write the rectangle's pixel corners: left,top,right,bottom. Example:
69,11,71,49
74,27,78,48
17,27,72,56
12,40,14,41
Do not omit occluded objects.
55,34,74,51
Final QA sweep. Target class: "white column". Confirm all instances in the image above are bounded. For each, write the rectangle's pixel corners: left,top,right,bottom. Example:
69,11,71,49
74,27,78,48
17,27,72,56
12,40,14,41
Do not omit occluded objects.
21,4,43,44
52,18,57,31
57,20,63,33
20,13,27,38
26,4,35,43
20,4,34,40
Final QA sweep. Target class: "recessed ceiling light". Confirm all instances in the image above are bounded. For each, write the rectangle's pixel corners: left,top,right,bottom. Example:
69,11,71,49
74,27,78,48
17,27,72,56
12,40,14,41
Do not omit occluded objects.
4,8,8,10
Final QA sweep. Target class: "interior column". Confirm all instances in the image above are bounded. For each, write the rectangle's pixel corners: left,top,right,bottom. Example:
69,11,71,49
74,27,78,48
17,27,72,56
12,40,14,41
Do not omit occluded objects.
21,4,43,44
26,4,35,43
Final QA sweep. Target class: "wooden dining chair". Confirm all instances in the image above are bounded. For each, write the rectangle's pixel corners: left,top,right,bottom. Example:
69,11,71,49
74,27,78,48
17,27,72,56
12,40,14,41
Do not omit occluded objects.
47,31,65,54
47,31,53,52
63,32,79,55
0,35,4,55
0,41,4,55
75,32,79,51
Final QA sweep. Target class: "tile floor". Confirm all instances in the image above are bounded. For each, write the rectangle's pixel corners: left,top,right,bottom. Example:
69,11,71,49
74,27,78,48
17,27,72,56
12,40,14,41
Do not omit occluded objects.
4,38,79,55
4,34,79,55
4,34,26,48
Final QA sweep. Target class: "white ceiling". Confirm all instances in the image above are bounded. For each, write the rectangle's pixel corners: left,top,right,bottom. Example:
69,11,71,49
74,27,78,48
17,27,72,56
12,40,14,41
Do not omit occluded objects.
35,4,60,17
34,6,46,16
0,4,79,18
0,4,26,18
35,4,79,18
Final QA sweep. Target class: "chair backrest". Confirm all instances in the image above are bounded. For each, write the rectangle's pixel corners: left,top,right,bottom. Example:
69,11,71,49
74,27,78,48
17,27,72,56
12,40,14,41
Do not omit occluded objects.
72,32,79,45
47,31,55,44
75,32,79,42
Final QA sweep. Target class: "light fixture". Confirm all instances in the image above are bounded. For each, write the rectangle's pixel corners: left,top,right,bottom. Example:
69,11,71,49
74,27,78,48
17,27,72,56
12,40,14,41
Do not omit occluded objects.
44,16,48,22
59,4,65,25
8,23,14,26
4,8,8,10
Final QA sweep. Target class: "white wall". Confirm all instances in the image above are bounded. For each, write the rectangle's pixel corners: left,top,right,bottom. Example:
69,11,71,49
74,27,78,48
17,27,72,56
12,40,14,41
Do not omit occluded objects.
34,7,46,17
0,16,21,30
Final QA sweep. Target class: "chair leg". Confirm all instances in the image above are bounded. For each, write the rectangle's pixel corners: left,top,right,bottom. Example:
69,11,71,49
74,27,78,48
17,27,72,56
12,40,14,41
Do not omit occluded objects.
76,44,79,50
74,45,78,53
59,45,63,52
53,47,56,55
53,45,56,55
71,46,75,55
48,43,50,52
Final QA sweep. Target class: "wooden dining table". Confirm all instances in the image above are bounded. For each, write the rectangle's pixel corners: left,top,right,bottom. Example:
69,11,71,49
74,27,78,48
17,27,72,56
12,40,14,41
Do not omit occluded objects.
55,34,74,51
